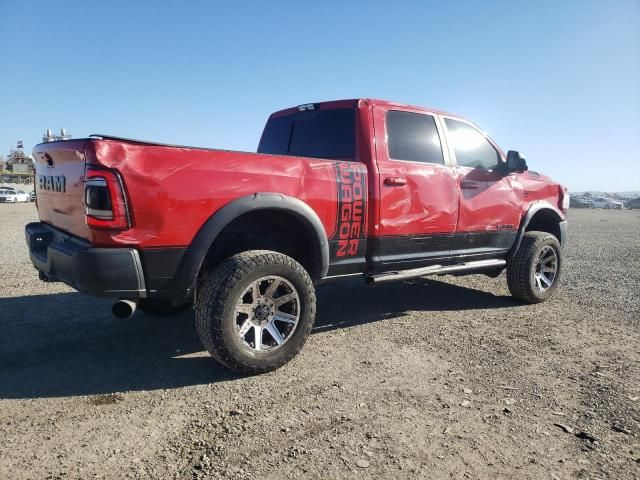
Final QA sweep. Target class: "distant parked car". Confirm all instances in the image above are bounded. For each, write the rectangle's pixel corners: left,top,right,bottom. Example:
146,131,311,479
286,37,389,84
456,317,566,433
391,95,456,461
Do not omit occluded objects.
29,190,36,202
591,197,624,209
603,202,624,209
0,189,30,203
0,186,16,191
569,197,594,209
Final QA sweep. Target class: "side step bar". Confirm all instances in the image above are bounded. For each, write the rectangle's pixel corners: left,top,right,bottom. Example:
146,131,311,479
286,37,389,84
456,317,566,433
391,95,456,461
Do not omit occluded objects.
366,259,506,285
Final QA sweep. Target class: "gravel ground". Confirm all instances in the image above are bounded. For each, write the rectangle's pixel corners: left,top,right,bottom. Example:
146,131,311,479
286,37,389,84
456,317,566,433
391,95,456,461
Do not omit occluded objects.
0,205,639,479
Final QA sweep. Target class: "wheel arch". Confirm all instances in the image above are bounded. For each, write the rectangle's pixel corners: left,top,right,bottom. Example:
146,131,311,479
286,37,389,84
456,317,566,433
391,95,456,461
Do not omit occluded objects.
510,201,567,256
172,193,330,300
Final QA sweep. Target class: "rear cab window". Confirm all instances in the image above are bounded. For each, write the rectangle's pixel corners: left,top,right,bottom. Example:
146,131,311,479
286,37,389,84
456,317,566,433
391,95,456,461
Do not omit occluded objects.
258,107,356,159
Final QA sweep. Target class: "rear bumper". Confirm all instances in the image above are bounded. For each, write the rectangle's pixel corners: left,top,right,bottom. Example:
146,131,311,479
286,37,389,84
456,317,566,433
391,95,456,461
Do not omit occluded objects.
25,222,147,298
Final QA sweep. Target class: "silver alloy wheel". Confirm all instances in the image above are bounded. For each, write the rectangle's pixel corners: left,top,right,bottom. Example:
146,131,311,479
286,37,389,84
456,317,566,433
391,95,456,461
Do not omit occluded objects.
534,245,558,291
234,275,300,352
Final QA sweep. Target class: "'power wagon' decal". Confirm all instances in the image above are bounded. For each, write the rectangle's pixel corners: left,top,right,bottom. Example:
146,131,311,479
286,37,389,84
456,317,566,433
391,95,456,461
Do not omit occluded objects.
331,162,367,258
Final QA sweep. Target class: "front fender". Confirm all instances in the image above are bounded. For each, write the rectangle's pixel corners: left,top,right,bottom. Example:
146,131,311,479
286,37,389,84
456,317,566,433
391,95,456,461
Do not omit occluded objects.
510,201,567,256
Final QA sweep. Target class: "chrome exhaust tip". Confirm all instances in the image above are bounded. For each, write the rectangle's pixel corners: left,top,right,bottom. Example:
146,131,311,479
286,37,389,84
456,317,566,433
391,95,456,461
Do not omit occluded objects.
112,300,138,319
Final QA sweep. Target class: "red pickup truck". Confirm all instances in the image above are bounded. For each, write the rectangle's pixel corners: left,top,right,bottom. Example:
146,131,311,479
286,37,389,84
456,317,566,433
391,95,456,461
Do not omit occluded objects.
26,99,568,373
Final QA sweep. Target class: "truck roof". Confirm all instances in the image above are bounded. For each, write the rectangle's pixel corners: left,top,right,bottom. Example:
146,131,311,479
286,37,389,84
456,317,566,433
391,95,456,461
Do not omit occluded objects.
269,98,462,120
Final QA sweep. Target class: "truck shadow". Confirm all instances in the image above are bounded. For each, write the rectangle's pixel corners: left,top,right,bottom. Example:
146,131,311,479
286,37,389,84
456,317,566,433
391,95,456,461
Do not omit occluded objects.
313,277,521,333
0,277,520,399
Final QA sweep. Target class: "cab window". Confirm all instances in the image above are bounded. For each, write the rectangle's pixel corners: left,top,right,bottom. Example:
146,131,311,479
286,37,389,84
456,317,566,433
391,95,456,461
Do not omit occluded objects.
259,108,355,159
444,118,500,170
386,111,444,164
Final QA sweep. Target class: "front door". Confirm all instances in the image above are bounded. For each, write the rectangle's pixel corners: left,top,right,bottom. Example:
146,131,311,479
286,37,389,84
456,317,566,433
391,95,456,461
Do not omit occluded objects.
372,106,459,269
441,117,522,255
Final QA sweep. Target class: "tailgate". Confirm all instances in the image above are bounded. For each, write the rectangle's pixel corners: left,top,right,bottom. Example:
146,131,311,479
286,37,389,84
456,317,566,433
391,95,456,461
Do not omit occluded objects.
33,140,89,240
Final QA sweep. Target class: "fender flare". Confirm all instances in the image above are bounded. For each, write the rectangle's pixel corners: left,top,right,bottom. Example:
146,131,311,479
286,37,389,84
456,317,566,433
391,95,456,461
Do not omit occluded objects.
510,201,567,256
172,193,330,298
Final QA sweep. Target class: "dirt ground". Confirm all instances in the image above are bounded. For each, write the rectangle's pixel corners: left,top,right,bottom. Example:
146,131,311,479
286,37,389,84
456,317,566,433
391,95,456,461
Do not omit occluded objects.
0,205,638,479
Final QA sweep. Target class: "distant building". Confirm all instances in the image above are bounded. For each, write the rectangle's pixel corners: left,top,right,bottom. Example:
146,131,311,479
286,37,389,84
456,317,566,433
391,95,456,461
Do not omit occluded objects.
6,149,30,165
4,141,33,173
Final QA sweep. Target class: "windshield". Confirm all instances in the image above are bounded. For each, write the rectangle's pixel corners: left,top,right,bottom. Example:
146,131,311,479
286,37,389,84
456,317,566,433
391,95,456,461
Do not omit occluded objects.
258,108,355,159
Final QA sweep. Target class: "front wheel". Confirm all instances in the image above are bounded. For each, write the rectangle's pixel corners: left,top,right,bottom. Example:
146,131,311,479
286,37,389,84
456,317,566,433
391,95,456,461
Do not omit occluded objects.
507,231,562,303
195,250,316,374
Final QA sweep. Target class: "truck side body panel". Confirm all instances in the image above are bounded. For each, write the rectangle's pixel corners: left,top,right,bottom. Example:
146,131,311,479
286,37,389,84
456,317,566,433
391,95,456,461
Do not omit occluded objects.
83,141,342,249
28,98,566,301
519,170,564,214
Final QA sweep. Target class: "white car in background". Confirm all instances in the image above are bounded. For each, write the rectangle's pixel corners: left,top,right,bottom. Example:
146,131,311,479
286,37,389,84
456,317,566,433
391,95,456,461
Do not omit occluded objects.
591,197,624,209
0,189,30,203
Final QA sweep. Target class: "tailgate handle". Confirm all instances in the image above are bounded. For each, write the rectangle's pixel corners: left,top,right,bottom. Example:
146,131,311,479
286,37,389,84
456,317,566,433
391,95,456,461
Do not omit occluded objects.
384,177,407,186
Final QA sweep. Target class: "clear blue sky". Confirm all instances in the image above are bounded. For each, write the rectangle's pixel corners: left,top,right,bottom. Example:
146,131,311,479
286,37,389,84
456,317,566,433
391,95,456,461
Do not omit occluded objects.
1,0,638,192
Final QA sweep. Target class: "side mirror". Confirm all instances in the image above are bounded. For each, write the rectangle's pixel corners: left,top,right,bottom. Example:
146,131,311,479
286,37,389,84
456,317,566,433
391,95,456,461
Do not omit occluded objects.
505,150,528,173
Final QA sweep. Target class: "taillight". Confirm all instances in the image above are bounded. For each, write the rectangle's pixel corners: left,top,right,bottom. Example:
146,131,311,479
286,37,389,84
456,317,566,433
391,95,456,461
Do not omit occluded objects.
84,167,130,230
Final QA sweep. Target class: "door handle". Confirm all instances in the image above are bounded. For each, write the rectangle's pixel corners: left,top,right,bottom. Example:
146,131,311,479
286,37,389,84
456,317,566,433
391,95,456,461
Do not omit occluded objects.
460,181,479,190
384,177,407,186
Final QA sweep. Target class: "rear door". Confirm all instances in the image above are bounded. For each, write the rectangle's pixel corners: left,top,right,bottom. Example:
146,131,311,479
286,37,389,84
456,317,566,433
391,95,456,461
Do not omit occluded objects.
441,117,521,254
372,106,458,269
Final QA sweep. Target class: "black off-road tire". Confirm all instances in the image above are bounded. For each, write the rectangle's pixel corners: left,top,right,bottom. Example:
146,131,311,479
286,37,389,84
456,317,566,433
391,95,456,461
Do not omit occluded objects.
507,231,562,303
138,298,192,316
195,250,316,374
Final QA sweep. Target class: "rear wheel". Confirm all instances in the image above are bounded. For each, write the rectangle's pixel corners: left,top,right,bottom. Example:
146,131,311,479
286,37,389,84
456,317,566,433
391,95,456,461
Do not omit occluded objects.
507,231,562,303
196,250,316,374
